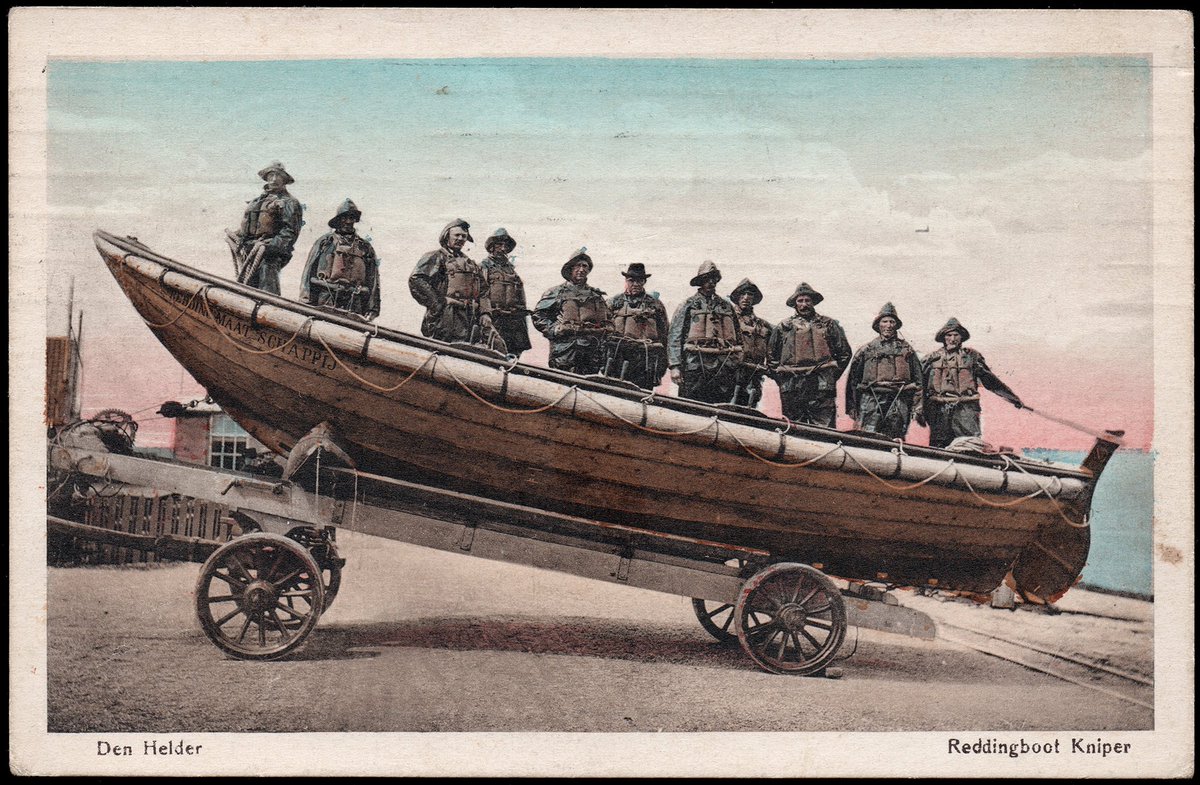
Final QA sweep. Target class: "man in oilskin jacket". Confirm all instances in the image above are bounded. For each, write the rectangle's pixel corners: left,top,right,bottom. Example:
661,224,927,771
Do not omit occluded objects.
667,260,743,404
480,227,531,358
604,262,669,389
532,248,613,374
299,199,380,320
920,317,1024,448
729,278,773,409
409,218,504,352
767,282,852,428
230,161,304,295
846,302,923,440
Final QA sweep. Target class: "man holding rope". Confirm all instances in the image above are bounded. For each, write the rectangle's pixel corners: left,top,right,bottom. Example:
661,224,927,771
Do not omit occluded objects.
919,317,1024,448
227,161,304,295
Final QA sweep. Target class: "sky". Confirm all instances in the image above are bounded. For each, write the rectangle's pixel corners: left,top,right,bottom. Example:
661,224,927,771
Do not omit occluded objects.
45,56,1154,450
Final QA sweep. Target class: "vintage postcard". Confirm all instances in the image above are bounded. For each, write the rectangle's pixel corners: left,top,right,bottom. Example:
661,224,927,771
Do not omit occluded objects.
10,8,1193,777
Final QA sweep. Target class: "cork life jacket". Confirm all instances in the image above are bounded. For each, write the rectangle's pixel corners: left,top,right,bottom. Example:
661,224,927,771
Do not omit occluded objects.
928,349,979,400
445,256,482,304
327,235,369,286
738,313,771,365
613,297,662,343
558,289,610,328
859,340,918,389
245,193,286,239
486,263,524,313
778,316,835,371
684,297,739,352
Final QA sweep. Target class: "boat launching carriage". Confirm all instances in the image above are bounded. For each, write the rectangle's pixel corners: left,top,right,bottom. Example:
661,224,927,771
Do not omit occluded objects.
83,230,1123,674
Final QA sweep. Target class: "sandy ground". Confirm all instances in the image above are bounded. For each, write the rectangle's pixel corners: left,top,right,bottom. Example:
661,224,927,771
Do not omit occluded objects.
46,531,1153,732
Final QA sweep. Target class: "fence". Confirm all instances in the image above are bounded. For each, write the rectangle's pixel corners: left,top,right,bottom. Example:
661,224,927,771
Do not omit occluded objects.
48,492,237,567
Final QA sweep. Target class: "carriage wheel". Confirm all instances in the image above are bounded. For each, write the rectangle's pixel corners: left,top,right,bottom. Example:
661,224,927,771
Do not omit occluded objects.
692,599,738,642
195,533,324,660
735,563,846,675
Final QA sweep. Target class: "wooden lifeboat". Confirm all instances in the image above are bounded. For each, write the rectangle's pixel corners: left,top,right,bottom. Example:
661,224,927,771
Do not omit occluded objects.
93,230,1120,601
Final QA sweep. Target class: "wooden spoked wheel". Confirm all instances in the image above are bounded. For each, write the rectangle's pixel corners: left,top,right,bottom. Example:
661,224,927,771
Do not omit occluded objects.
734,563,846,675
692,599,738,642
195,533,324,660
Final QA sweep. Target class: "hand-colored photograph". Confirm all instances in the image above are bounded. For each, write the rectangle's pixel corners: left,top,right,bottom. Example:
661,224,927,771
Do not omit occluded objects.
12,8,1192,779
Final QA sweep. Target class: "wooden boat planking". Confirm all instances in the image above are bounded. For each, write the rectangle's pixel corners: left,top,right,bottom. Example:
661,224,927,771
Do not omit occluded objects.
95,230,1105,598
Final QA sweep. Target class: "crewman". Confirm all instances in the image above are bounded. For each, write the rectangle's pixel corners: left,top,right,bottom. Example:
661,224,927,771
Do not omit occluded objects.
409,219,503,351
667,261,743,404
920,317,1024,448
729,278,773,409
228,161,304,295
298,199,381,319
532,248,613,374
481,228,532,359
604,263,670,389
846,303,923,440
767,282,851,427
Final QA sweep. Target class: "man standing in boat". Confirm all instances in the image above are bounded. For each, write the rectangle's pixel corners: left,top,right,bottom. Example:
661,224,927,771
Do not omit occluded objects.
229,161,304,295
767,282,851,427
667,261,743,404
298,199,380,320
532,248,613,375
920,317,1024,448
846,303,923,440
604,263,670,389
729,278,773,409
480,228,532,359
409,219,504,351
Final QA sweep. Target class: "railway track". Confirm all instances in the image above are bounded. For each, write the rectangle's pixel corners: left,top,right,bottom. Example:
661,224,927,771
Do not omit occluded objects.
937,620,1153,710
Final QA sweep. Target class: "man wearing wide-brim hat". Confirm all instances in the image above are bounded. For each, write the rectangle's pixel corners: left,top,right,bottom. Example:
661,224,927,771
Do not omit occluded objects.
298,199,381,320
409,219,505,351
766,282,852,428
666,261,744,404
604,262,670,389
532,248,614,375
480,228,532,358
920,317,1024,448
728,278,774,409
846,302,923,440
229,161,304,295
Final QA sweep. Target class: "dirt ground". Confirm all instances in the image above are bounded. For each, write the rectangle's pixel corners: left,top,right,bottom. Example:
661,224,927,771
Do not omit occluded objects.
46,531,1154,733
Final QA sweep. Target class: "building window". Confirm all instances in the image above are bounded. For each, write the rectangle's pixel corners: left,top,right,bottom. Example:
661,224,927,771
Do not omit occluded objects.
209,413,249,470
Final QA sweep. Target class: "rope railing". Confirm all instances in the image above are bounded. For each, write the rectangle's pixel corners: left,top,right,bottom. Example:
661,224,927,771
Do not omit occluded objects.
312,330,438,394
115,252,1082,519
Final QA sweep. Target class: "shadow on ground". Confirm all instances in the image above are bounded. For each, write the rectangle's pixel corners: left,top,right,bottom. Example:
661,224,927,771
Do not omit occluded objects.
292,615,988,684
